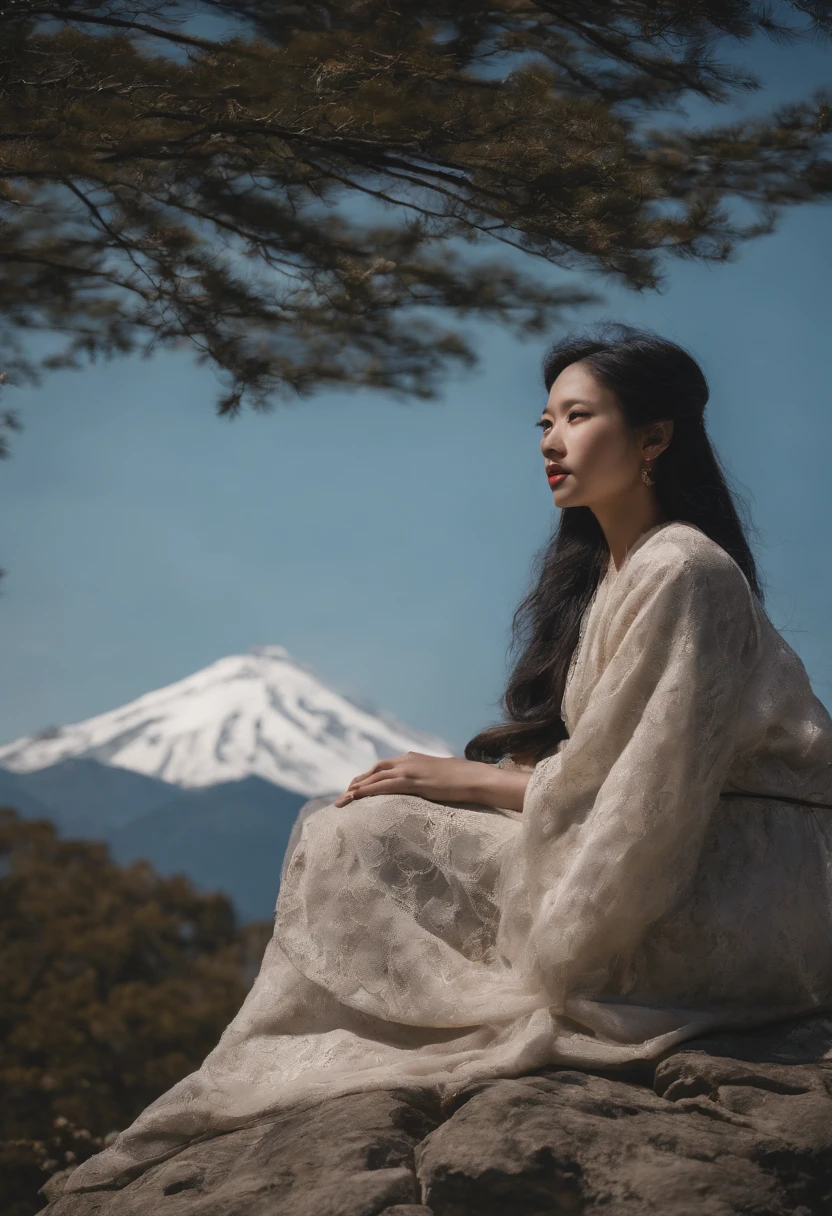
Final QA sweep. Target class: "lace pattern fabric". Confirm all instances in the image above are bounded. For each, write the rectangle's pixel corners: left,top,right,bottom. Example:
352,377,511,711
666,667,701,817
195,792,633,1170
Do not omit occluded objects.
62,521,832,1195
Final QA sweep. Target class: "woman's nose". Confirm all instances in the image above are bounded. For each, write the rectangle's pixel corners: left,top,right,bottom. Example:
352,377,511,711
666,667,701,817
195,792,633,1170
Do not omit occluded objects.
542,432,565,458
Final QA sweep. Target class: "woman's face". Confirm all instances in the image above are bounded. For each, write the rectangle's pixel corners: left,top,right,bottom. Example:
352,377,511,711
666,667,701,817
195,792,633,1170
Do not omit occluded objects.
538,361,648,509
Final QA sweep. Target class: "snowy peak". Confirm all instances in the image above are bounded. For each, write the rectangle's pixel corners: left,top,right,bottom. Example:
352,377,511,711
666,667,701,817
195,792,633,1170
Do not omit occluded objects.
0,646,457,795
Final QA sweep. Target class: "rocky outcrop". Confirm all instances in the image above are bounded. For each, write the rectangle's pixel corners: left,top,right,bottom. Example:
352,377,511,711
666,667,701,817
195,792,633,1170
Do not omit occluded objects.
43,1014,832,1215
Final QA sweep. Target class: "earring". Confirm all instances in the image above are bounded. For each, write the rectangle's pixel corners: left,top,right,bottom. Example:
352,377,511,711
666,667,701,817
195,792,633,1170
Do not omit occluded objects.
641,462,655,487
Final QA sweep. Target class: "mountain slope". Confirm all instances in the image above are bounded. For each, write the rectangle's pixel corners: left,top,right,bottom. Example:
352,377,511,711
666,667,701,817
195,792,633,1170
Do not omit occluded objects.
0,645,456,796
10,758,179,834
110,777,310,921
0,767,56,821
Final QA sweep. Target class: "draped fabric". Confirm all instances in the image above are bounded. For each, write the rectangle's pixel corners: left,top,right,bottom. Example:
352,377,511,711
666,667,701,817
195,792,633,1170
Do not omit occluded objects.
61,521,832,1195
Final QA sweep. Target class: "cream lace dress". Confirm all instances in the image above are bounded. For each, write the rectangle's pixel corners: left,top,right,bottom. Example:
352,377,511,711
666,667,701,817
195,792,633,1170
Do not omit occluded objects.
60,520,832,1195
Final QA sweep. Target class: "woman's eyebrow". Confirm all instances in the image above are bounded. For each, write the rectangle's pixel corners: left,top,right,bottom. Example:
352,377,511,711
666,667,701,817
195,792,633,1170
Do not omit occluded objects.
539,397,591,418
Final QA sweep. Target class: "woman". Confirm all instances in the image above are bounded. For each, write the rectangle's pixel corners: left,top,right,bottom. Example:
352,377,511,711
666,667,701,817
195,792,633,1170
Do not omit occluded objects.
56,322,832,1196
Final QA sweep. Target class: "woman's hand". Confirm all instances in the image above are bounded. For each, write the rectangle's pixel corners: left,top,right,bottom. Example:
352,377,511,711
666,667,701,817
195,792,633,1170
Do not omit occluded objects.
333,752,487,808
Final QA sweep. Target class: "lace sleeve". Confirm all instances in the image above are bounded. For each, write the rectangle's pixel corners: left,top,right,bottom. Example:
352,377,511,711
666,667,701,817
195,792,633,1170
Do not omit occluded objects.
517,547,763,1008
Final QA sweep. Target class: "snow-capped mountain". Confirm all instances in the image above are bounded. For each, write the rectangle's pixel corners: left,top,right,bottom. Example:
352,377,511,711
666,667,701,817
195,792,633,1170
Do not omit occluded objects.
0,645,457,795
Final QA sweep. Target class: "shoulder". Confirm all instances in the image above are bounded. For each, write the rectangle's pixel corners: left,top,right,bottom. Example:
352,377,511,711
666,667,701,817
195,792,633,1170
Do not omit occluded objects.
627,522,752,596
607,523,759,645
604,523,762,657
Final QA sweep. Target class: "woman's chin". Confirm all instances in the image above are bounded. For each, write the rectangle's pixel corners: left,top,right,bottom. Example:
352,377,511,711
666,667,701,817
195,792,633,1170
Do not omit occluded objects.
553,487,579,505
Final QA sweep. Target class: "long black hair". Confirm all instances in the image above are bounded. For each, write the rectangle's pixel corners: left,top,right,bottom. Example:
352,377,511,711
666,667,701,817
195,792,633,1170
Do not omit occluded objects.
463,321,764,767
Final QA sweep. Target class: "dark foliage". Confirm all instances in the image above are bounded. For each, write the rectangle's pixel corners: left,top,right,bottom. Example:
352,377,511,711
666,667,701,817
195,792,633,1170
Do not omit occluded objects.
0,0,830,417
0,807,271,1216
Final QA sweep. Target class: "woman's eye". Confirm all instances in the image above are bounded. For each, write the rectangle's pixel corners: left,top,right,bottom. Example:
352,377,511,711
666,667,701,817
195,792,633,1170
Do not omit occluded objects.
535,412,587,429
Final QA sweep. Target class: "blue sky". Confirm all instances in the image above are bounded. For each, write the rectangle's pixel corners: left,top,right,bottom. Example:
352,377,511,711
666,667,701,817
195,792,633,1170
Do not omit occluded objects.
1,23,831,758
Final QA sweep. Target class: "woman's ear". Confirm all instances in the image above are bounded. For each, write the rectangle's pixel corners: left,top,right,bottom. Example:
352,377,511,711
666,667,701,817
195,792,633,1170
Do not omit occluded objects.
642,419,673,462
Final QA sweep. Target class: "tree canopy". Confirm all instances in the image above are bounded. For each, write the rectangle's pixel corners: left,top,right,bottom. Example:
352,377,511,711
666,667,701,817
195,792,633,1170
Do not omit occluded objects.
0,808,270,1216
0,0,830,417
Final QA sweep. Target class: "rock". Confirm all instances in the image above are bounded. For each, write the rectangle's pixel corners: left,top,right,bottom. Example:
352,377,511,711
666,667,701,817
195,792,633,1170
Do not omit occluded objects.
378,1209,435,1215
44,1089,439,1216
418,1014,832,1216
43,1015,832,1216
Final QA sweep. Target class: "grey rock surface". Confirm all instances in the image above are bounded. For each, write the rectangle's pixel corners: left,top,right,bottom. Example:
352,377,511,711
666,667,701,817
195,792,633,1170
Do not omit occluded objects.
44,1015,832,1216
44,1090,439,1216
